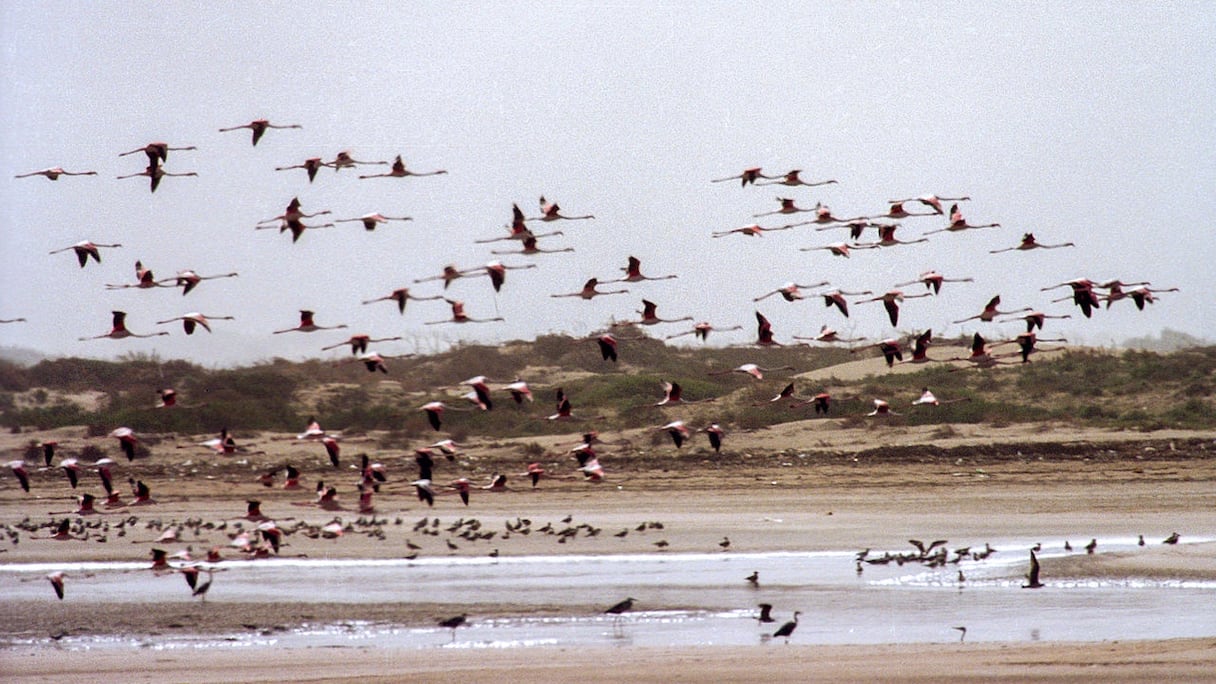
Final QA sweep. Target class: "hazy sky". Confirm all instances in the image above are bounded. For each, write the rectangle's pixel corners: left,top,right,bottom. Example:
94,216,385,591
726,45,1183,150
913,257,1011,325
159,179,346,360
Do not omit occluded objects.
3,3,1214,367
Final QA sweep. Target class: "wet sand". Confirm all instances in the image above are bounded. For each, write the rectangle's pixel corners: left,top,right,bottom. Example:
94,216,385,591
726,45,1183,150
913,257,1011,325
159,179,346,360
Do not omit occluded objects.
2,421,1215,682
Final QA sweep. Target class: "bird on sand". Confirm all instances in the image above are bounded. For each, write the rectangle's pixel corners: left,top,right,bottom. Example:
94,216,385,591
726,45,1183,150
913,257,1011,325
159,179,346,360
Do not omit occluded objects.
772,611,800,643
1022,550,1045,588
605,597,637,624
438,613,468,641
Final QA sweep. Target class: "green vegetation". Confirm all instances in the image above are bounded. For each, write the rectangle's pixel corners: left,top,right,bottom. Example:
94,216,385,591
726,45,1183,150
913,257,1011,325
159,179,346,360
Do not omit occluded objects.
0,340,1212,436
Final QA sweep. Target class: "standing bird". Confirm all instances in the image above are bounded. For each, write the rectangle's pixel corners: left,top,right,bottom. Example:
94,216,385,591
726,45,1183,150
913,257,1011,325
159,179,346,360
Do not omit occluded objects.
758,169,837,187
611,256,677,283
358,154,446,179
156,312,235,335
604,597,637,623
334,212,413,231
531,196,594,221
772,611,801,643
712,167,773,186
116,164,198,193
990,233,1075,253
438,614,468,641
273,310,348,334
1022,550,1044,588
49,240,122,268
169,269,239,295
15,167,97,180
218,119,301,146
79,311,170,341
362,287,444,314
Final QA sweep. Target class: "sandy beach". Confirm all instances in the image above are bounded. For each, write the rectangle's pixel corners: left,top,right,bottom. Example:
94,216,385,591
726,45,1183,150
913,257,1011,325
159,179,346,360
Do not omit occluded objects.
2,420,1215,682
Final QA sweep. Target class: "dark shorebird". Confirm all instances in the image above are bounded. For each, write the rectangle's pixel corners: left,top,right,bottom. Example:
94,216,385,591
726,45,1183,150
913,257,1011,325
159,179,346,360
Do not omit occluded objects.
438,613,467,641
746,571,759,588
605,597,637,624
756,603,775,623
953,626,967,642
1022,550,1044,589
772,611,800,643
1163,532,1180,545
1085,538,1097,554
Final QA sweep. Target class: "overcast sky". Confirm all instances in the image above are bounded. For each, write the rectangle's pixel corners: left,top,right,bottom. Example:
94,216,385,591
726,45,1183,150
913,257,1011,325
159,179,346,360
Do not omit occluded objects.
2,3,1213,367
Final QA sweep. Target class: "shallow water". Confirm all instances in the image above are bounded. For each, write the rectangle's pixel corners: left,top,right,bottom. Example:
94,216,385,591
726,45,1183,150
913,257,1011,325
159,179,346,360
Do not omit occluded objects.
3,536,1213,651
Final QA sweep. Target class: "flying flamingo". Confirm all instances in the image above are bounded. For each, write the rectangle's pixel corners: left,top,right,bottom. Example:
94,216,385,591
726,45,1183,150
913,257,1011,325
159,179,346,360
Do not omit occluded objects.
708,363,794,380
334,212,413,231
654,380,714,406
156,312,235,335
924,204,1000,234
945,332,1016,370
358,154,446,179
110,427,138,461
701,424,726,452
506,379,533,404
0,317,27,323
531,196,594,221
854,290,932,327
551,277,630,300
362,287,444,314
80,311,170,341
420,401,471,430
7,460,30,492
753,281,830,302
820,289,873,318
425,299,504,324
327,150,387,171
1005,331,1067,362
851,338,904,367
15,167,98,180
492,233,574,256
461,375,494,410
907,329,935,363
255,217,336,243
615,299,693,327
990,233,1075,253
886,194,970,215
116,164,198,193
1095,279,1152,308
321,334,404,355
218,119,302,146
712,222,798,238
274,157,327,182
802,202,864,226
611,256,677,283
1125,286,1179,310
414,264,488,289
800,241,858,258
894,270,974,295
272,310,348,334
999,310,1072,331
49,240,122,268
666,321,743,341
168,269,238,295
856,223,929,249
478,260,537,292
656,420,691,447
754,311,781,346
711,167,774,186
754,197,816,217
952,295,1032,324
911,388,968,406
867,202,937,220
256,197,331,225
104,260,169,290
119,141,197,166
47,571,67,600
866,399,899,416
758,169,838,187
793,325,866,344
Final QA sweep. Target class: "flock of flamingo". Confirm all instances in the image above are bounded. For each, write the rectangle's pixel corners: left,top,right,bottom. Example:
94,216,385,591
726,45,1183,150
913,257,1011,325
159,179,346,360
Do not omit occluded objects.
5,119,1182,613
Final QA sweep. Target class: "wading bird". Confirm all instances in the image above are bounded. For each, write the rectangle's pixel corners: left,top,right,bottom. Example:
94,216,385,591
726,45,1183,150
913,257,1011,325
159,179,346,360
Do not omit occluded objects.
47,571,67,600
49,240,122,268
414,264,488,289
104,260,169,290
327,150,387,171
856,223,929,250
821,289,873,318
256,197,330,225
358,154,446,179
15,167,97,180
711,222,797,238
792,325,865,344
614,300,693,327
702,424,725,452
438,614,468,641
273,310,348,334
110,427,138,461
492,233,574,256
156,312,235,335
868,201,937,220
218,119,302,146
79,311,170,341
1000,310,1072,332
754,197,816,217
255,217,335,243
654,381,714,407
754,311,781,346
772,611,801,643
800,241,856,258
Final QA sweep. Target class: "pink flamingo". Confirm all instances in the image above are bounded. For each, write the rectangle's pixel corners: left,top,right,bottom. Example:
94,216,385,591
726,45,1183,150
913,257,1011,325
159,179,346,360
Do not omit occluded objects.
478,260,537,292
420,401,471,430
802,202,864,226
168,269,238,295
654,380,715,406
119,141,197,166
1126,286,1179,310
414,264,488,289
256,197,331,225
711,167,774,186
851,338,904,367
793,325,866,344
156,312,235,335
358,154,446,179
708,363,794,380
666,321,743,341
907,329,934,363
49,240,123,268
854,290,932,327
867,399,899,416
218,119,301,146
332,351,403,374
461,375,494,410
911,387,968,406
990,233,1075,253
820,289,873,318
7,460,30,492
712,222,799,238
492,233,574,256
856,223,929,249
947,332,1015,369
506,379,533,404
273,310,348,334
701,424,726,452
894,270,974,294
886,194,970,215
754,197,815,217
110,427,138,461
334,212,413,231
753,281,830,302
363,287,443,314
0,317,27,323
656,420,691,447
611,256,677,283
47,571,66,600
80,311,169,341
327,150,387,171
551,277,630,300
925,204,1000,234
952,295,1032,324
425,299,504,324
116,164,197,193
1005,331,1067,362
999,310,1072,331
867,202,936,220
321,334,404,355
615,299,693,327
800,241,857,258
15,167,97,180
105,260,169,290
274,157,327,183
255,217,336,243
758,169,838,188
531,196,594,221
754,311,781,346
